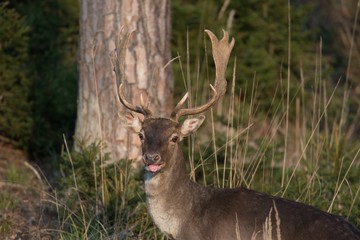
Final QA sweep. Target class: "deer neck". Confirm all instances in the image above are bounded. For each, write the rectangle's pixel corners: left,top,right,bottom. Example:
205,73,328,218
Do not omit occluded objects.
143,145,197,238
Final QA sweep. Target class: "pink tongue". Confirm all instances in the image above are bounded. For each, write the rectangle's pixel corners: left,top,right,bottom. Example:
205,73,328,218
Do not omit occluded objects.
148,164,160,173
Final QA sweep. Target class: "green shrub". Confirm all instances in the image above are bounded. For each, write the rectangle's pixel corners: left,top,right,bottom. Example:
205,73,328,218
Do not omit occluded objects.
0,2,32,147
58,139,160,239
7,0,79,157
23,0,79,157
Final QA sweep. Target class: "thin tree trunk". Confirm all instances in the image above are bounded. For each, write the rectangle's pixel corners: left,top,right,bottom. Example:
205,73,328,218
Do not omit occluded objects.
75,0,173,165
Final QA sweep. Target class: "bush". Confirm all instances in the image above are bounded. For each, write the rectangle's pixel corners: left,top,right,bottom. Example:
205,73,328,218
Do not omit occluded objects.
0,2,32,147
7,0,79,158
58,139,160,239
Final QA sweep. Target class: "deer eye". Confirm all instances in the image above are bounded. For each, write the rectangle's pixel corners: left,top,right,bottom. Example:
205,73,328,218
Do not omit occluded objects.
170,135,179,143
138,133,144,141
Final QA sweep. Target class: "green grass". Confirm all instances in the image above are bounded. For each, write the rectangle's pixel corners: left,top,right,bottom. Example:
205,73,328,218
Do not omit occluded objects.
0,218,15,235
0,193,19,211
6,164,30,184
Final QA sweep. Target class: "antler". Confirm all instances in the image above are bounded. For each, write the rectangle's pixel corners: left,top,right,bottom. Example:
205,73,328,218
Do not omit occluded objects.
170,29,235,121
110,31,152,117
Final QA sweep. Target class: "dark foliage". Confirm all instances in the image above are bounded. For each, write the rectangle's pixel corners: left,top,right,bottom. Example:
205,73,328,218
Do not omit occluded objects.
8,0,79,160
0,2,32,147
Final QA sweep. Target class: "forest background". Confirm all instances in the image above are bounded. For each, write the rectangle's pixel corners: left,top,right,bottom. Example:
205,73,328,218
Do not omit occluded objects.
0,0,359,239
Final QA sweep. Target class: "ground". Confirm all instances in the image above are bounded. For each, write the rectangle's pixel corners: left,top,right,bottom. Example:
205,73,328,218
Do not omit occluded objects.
0,140,58,240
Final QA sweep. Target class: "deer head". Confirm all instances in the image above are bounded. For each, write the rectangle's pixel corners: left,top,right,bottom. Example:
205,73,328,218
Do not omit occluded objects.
111,30,234,173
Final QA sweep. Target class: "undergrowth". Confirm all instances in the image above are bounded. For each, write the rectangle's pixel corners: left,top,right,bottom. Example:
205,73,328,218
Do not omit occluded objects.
57,140,162,239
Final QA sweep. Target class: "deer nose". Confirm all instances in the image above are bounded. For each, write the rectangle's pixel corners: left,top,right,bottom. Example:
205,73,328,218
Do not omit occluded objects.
143,153,161,164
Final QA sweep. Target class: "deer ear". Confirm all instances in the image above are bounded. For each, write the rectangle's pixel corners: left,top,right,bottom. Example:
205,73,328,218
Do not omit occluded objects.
180,115,205,138
119,112,142,133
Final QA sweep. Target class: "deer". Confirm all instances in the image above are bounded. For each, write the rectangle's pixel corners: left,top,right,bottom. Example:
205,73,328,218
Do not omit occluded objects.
111,30,360,240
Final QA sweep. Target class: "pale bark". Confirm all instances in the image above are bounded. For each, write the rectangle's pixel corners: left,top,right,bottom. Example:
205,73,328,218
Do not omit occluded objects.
75,0,173,164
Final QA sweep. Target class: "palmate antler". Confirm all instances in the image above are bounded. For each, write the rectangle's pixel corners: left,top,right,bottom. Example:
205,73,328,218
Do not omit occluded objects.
170,30,235,121
111,30,234,121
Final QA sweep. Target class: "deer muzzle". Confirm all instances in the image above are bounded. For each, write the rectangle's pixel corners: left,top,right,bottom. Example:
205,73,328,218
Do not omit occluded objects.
143,153,162,173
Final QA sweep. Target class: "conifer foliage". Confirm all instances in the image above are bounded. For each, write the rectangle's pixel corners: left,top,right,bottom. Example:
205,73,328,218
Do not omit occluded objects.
0,2,32,147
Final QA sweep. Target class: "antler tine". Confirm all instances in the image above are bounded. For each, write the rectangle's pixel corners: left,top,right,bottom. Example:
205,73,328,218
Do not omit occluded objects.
171,30,234,121
170,85,218,120
111,30,152,117
170,92,188,118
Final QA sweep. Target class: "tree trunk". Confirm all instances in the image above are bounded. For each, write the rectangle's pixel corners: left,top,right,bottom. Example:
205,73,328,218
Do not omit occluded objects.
75,0,173,165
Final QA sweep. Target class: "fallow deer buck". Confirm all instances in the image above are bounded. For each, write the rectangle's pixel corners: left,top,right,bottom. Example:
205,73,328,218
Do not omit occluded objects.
111,30,360,240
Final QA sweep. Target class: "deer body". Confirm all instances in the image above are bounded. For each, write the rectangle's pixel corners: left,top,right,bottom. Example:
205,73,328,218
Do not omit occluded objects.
140,118,360,240
112,30,360,240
